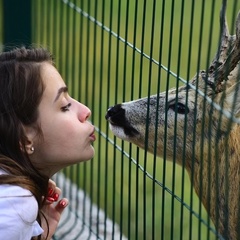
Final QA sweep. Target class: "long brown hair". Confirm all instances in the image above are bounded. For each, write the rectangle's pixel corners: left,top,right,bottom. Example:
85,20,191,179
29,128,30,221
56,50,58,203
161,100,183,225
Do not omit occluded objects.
0,47,53,239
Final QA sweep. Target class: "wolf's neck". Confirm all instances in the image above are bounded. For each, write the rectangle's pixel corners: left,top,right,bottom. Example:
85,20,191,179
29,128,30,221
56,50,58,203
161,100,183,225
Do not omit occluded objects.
190,126,240,240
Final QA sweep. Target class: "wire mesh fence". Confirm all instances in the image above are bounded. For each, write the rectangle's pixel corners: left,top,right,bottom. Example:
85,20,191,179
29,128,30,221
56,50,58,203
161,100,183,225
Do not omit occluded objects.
2,0,240,239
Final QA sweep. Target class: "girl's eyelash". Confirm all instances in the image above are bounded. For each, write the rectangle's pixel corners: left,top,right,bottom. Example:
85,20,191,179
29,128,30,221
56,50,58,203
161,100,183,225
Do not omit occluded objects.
61,103,71,112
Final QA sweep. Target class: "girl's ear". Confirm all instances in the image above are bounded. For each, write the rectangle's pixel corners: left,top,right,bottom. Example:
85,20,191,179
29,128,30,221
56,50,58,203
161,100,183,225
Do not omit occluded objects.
21,126,37,155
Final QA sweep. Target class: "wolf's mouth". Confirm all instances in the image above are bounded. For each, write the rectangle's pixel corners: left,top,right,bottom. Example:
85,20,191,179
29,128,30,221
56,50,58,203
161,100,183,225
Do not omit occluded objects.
106,104,139,137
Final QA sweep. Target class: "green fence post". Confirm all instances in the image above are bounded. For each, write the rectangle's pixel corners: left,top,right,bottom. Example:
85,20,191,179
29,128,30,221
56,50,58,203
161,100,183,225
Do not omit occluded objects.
3,0,31,51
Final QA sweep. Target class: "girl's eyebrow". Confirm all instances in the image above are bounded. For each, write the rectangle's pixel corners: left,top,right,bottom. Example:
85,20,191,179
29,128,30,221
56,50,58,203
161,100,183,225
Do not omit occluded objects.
54,86,68,102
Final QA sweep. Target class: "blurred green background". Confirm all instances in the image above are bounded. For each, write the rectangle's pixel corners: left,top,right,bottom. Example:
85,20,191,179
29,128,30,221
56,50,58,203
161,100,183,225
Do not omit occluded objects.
1,0,240,239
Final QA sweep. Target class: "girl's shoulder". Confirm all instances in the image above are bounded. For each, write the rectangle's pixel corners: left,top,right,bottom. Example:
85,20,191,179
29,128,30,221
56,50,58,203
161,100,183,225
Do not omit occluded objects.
0,169,33,197
0,169,43,239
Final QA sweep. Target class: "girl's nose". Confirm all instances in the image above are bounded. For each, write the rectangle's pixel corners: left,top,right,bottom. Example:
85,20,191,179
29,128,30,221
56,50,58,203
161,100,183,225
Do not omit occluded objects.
78,102,91,122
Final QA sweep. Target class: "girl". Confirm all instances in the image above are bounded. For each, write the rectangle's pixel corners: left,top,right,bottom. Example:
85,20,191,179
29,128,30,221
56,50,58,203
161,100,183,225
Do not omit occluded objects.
0,47,96,239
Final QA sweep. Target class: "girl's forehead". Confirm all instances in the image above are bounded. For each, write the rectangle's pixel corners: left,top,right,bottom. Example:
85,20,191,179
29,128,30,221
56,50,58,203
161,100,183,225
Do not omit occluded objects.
41,63,60,78
40,63,66,102
41,63,64,86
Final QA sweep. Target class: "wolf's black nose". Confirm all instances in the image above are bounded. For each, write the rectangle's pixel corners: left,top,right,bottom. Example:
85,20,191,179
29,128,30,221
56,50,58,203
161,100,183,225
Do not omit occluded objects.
105,104,123,120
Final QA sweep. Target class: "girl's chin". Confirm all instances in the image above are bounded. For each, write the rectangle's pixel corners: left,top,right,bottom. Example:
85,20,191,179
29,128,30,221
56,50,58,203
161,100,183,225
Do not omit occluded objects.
78,148,95,162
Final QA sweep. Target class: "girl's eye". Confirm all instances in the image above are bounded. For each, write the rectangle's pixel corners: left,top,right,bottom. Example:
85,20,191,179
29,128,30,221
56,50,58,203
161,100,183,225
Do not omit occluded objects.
61,103,71,112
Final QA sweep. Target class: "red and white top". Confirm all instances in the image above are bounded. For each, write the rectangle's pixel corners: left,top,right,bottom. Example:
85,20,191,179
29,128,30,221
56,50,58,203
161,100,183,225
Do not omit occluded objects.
0,169,43,240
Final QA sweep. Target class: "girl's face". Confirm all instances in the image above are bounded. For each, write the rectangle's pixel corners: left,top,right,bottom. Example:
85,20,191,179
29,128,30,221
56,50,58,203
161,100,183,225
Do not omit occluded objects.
30,63,95,176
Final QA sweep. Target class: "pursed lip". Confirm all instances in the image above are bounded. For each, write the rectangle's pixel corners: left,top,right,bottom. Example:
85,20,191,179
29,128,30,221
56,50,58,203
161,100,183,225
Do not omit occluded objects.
89,127,96,141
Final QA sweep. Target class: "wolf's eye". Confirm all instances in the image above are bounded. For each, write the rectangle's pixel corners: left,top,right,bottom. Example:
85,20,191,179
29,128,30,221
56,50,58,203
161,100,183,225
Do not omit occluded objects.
168,102,189,114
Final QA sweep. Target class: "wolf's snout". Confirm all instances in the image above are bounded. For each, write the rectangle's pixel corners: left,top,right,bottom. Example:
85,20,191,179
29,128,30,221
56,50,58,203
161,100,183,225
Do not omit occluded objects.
106,104,139,137
105,104,124,122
